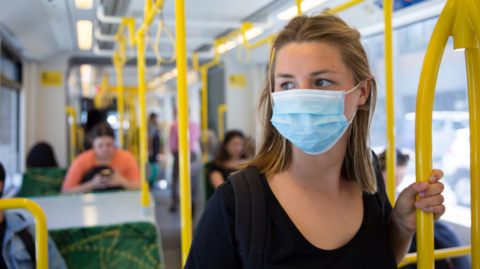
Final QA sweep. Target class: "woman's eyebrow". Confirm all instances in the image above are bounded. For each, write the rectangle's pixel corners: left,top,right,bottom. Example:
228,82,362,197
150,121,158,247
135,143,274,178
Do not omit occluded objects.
310,69,335,76
275,73,295,78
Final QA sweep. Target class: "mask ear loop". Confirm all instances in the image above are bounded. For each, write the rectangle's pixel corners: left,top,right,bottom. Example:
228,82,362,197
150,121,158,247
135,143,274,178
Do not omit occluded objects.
347,81,363,123
345,82,362,95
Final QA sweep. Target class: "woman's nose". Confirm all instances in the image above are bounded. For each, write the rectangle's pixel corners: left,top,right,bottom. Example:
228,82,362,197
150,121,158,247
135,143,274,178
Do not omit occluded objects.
298,80,311,90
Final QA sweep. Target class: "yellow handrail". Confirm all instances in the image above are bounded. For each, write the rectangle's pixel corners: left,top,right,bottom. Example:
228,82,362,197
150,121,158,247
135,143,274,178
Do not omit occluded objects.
296,0,302,15
384,0,396,208
134,0,167,208
218,104,228,142
331,0,365,13
113,36,126,149
414,0,480,267
398,246,472,268
176,0,193,265
65,106,77,163
0,199,48,269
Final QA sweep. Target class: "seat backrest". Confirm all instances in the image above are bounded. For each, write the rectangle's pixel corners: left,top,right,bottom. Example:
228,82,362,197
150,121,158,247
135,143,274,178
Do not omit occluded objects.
49,222,163,269
19,168,67,198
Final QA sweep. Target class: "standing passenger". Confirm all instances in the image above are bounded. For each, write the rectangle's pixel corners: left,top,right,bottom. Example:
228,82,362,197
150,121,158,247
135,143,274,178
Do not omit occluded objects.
148,113,161,163
169,112,201,212
208,130,248,189
61,123,141,194
185,13,446,268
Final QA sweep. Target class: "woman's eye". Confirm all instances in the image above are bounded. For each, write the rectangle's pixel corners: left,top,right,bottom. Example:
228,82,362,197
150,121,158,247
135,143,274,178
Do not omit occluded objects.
281,82,295,90
315,79,332,87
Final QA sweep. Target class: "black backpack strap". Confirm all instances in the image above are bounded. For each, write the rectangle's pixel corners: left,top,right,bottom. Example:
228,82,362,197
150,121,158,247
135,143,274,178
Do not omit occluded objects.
15,214,36,269
229,166,266,268
371,151,387,221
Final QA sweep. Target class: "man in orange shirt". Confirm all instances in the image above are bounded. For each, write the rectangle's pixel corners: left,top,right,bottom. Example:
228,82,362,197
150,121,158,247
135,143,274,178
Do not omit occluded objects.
62,123,141,194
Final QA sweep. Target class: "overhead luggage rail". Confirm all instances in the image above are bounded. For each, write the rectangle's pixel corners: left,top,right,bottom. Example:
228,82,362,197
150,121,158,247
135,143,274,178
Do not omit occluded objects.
0,199,48,269
413,0,480,267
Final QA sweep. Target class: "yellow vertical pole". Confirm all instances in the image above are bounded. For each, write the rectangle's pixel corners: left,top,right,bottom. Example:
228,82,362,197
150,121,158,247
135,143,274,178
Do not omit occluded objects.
384,0,396,208
176,0,192,265
466,47,480,269
200,67,209,162
296,0,302,15
415,2,455,267
116,36,126,149
136,27,149,207
0,199,48,269
65,107,77,163
218,104,227,142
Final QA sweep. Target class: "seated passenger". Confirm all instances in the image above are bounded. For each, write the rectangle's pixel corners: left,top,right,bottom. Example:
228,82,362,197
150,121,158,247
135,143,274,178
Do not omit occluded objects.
26,142,58,168
378,149,470,269
208,130,248,189
186,13,446,268
0,163,67,269
61,123,141,194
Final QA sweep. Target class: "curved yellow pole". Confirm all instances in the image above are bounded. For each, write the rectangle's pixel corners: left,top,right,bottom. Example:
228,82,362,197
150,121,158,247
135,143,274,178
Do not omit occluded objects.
398,246,472,268
176,0,193,265
466,46,480,269
384,0,396,208
415,0,456,267
218,104,228,142
0,199,48,269
65,107,76,163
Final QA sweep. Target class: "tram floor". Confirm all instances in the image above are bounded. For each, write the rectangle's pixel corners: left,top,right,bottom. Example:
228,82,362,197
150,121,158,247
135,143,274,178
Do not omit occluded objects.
152,184,204,269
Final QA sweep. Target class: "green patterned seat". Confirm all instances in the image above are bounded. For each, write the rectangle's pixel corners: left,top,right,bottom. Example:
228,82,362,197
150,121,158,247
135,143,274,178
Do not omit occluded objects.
49,222,163,269
19,168,67,197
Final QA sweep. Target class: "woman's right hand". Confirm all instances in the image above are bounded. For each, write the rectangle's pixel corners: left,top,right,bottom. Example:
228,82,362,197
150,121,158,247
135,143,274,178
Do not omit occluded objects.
91,174,109,190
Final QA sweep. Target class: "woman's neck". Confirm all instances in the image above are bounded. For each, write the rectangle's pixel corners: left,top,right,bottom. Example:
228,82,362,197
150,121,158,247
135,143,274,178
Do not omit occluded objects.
285,131,349,193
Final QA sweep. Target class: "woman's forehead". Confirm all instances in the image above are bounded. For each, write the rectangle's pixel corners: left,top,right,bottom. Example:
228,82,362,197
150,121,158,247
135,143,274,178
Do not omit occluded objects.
274,42,348,74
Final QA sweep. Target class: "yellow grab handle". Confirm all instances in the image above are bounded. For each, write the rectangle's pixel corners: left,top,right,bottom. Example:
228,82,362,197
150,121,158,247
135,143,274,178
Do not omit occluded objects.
0,199,48,269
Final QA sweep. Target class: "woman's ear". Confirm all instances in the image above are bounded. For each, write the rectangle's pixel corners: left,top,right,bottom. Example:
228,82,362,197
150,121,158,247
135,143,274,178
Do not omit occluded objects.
356,79,371,106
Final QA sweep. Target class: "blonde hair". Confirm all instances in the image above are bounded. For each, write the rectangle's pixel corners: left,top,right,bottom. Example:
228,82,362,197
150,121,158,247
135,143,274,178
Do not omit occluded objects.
244,12,378,193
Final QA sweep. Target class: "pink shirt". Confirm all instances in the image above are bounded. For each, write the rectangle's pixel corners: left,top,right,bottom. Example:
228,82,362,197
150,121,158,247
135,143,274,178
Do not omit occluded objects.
169,120,200,153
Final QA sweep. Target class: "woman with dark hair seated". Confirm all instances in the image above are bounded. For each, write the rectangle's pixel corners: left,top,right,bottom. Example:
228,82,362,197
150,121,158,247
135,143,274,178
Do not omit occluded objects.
26,142,58,168
208,130,249,190
61,123,141,194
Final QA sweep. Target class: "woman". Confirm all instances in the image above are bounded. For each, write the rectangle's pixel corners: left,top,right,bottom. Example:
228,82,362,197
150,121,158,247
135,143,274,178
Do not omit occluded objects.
208,130,248,189
186,13,445,268
62,123,141,194
26,142,58,168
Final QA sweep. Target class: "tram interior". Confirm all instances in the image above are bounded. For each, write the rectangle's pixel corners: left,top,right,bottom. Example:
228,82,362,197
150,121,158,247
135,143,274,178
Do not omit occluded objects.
0,0,476,268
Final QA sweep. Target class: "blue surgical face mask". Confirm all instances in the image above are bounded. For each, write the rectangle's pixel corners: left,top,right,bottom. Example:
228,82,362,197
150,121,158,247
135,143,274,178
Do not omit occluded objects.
271,83,360,155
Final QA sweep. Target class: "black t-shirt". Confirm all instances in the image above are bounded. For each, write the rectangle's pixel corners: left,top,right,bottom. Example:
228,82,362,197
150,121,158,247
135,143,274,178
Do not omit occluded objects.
208,162,237,182
0,221,7,269
186,175,398,268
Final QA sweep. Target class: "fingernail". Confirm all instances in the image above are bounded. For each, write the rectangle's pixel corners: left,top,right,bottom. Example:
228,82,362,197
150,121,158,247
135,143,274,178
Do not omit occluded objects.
415,201,421,207
429,176,435,181
419,192,425,198
421,182,428,189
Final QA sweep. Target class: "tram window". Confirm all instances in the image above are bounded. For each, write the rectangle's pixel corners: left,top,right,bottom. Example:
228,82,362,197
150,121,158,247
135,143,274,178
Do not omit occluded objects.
363,15,472,227
0,86,20,179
